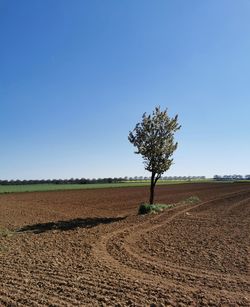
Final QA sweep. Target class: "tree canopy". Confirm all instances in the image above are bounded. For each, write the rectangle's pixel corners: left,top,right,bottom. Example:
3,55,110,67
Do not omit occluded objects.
128,106,181,204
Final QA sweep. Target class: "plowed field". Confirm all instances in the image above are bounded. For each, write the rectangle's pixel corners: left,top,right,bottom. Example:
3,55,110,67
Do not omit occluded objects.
0,183,250,306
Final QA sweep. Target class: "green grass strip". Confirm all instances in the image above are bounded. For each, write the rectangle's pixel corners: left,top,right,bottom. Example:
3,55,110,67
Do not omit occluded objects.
0,180,214,194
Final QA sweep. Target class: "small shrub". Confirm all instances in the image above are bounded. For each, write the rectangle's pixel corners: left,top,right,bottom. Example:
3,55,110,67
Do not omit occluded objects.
138,203,152,215
138,203,174,215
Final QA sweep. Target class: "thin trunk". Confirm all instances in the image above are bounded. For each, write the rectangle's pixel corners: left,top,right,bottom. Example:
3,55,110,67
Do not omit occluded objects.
150,173,161,205
149,173,155,204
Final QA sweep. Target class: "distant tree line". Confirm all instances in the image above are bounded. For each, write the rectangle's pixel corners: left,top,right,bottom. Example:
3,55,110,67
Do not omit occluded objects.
0,176,207,185
213,175,250,181
2,175,249,185
0,178,124,185
124,176,206,181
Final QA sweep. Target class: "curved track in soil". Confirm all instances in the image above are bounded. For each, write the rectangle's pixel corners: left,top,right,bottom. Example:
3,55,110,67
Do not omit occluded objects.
97,191,250,306
0,183,250,306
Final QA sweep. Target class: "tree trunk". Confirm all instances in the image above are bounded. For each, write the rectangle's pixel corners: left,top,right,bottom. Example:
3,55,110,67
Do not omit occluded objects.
149,173,155,204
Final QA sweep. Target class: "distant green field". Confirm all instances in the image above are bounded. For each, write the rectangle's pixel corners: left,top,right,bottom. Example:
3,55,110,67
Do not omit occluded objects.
0,180,214,194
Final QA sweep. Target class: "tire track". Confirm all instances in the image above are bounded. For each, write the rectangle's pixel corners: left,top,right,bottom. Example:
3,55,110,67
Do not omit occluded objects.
1,186,250,306
93,190,250,303
122,194,250,284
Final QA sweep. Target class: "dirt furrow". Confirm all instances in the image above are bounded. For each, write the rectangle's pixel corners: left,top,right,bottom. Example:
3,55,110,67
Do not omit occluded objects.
1,268,121,305
121,194,250,283
1,183,250,306
1,265,155,306
93,190,250,304
0,289,28,307
0,283,48,307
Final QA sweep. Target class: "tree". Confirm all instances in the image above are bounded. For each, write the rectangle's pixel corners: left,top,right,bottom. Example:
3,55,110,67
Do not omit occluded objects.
128,106,181,204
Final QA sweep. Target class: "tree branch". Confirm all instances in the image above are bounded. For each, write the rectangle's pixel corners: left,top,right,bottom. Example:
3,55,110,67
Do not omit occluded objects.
154,174,161,185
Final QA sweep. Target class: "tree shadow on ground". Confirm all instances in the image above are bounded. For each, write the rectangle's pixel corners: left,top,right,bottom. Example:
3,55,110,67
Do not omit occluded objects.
17,216,126,234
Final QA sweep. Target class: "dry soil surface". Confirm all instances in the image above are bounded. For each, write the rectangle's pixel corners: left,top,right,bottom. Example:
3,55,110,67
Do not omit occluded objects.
0,183,250,306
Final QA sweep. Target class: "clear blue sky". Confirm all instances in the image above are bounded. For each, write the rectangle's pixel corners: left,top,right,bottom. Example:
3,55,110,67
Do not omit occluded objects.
0,0,250,180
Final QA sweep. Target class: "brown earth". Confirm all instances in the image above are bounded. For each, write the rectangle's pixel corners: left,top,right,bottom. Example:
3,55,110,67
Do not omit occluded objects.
0,182,249,306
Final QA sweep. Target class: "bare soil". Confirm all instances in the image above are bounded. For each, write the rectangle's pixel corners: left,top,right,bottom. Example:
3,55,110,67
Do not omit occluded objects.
0,183,249,306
